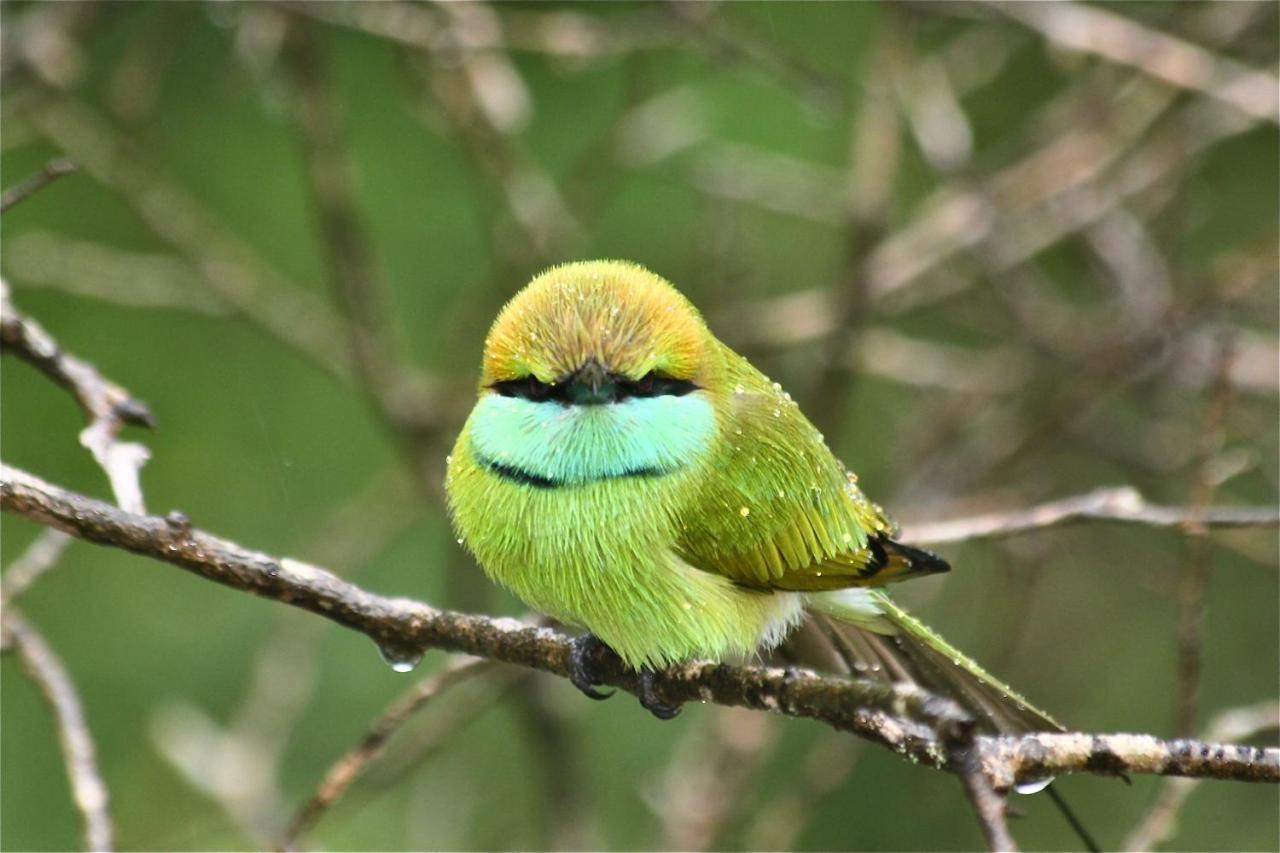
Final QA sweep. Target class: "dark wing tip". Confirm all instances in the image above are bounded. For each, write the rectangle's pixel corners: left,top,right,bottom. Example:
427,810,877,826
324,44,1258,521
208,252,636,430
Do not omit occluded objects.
881,539,951,576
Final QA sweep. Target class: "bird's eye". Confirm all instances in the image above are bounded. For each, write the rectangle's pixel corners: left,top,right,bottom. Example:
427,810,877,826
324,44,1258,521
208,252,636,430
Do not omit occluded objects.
626,372,697,398
490,376,555,401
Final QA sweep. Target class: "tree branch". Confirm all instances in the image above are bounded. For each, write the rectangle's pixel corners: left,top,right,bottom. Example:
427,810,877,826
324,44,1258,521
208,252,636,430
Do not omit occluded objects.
0,156,77,213
900,485,1279,546
955,738,1018,852
3,462,1276,790
987,1,1278,123
1,279,154,513
2,610,114,852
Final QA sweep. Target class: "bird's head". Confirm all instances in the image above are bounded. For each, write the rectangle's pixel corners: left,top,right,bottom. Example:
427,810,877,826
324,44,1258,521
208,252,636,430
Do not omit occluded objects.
464,261,720,488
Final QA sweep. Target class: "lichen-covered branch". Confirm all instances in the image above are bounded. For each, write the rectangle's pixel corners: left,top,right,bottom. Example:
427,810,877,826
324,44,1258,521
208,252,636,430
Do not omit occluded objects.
3,462,1276,790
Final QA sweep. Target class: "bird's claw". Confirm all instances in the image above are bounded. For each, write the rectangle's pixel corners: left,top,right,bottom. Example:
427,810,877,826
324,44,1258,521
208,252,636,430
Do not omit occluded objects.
639,668,681,720
567,635,681,719
568,634,615,701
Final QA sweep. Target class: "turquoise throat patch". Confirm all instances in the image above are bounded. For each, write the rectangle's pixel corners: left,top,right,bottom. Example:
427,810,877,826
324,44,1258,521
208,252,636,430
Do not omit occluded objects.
468,392,716,486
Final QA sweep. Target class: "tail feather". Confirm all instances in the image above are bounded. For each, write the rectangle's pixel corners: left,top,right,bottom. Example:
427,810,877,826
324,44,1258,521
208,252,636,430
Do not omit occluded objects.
788,589,1100,851
791,589,1062,735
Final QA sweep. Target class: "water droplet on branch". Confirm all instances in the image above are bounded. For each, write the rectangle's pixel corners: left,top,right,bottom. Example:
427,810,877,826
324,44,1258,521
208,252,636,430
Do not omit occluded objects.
375,641,425,673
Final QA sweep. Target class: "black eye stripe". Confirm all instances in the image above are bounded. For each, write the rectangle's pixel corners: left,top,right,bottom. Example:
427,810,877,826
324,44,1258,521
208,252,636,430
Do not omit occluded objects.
488,372,698,403
490,376,558,401
628,375,698,398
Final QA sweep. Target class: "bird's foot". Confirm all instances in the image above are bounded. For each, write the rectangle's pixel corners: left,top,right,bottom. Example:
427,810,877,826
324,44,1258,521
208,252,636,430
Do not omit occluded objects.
567,635,682,719
638,668,681,720
568,633,616,701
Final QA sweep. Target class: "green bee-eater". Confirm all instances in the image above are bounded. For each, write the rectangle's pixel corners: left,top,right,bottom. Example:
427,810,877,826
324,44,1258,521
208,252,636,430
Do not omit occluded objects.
446,260,1058,733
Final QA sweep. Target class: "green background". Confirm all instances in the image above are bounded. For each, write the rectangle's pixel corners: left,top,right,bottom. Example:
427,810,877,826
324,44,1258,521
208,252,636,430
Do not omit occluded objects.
3,2,1277,850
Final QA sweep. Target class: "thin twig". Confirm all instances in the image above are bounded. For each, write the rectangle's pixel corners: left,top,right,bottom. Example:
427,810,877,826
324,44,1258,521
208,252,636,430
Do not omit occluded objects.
1,280,154,513
280,657,494,849
2,610,114,851
957,743,1018,851
0,157,77,212
3,463,1277,788
1,528,72,601
900,485,1278,546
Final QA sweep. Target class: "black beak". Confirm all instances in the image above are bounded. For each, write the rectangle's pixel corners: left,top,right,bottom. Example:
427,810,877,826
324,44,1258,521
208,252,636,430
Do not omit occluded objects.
579,360,607,395
568,360,616,405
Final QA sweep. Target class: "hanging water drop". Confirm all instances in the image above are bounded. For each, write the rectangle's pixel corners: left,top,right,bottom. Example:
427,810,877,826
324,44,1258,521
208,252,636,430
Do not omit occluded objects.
1014,777,1055,795
376,641,425,673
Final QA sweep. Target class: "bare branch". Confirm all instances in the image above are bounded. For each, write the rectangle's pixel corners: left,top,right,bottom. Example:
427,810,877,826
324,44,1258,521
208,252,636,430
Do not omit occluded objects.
956,743,1018,851
976,731,1278,789
901,486,1279,546
5,232,229,316
0,157,77,213
280,657,494,849
988,2,1279,123
3,463,1277,789
1,280,153,513
2,610,113,852
1,528,72,601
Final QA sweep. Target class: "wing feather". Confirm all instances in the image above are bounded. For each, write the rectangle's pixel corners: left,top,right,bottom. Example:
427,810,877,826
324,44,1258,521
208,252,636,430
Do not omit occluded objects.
676,343,942,591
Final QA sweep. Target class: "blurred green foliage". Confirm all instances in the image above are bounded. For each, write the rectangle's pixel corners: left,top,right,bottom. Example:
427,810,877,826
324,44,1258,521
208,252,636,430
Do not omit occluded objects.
2,2,1277,851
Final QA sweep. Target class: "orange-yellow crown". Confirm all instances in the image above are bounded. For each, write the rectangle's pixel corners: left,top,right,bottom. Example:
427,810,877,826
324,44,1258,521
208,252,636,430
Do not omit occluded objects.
481,261,711,387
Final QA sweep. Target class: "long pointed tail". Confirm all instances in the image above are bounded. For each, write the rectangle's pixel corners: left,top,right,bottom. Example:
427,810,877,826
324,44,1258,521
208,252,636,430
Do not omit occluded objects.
788,589,1101,852
790,588,1062,735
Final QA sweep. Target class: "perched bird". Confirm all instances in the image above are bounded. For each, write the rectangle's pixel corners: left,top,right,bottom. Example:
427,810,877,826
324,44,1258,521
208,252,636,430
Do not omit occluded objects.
445,260,1057,734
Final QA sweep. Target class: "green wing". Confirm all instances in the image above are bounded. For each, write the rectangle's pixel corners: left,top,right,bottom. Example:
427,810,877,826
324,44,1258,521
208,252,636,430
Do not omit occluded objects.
675,343,946,591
